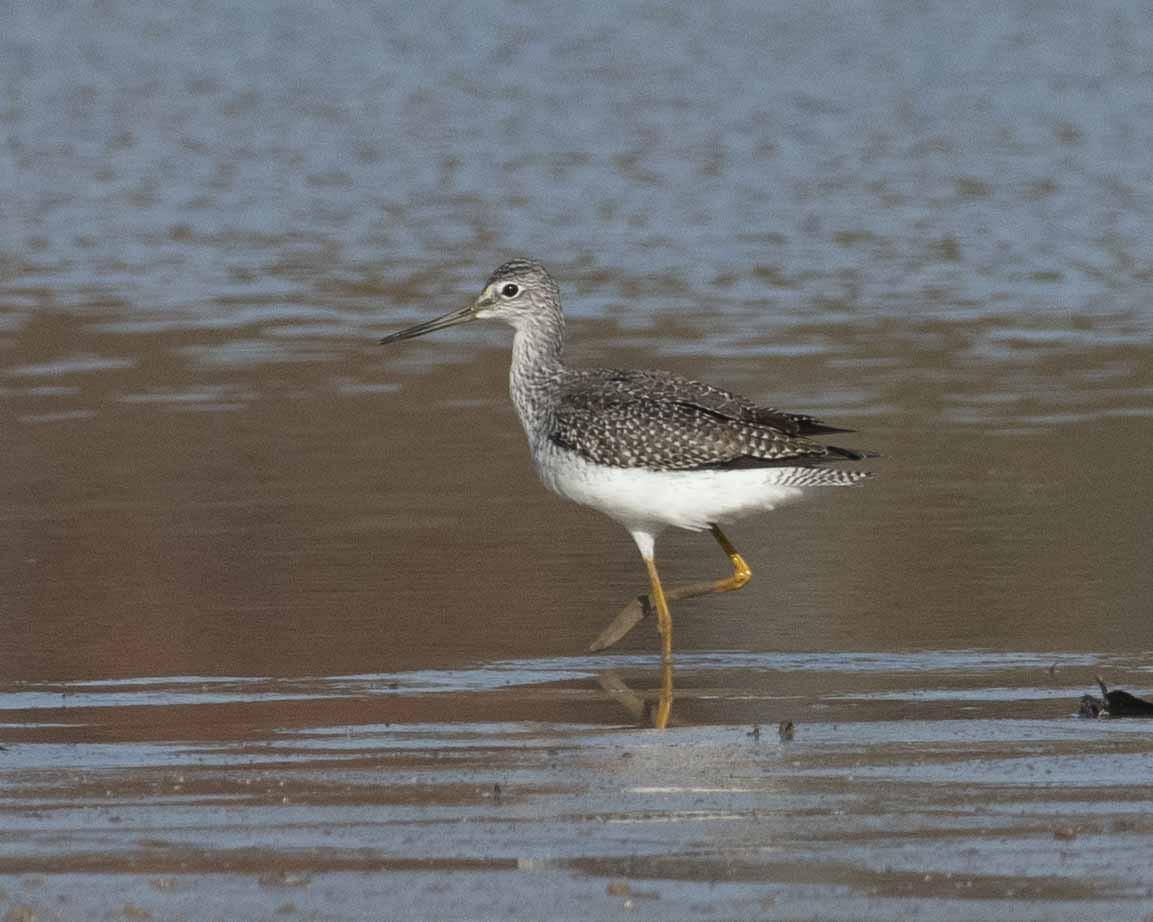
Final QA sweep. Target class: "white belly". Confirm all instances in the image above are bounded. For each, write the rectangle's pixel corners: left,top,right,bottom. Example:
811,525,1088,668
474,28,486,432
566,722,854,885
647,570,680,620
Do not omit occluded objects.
534,445,808,536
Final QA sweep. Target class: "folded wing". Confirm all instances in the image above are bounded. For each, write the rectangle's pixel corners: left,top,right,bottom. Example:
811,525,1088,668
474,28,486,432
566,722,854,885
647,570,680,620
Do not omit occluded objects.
552,369,868,472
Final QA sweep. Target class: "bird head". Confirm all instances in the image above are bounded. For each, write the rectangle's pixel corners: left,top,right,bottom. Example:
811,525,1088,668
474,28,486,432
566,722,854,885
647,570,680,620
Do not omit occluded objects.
380,258,560,344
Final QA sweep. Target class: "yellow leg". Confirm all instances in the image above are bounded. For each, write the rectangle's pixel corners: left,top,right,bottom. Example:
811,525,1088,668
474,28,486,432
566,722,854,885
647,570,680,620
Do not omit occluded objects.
589,526,753,652
643,555,673,661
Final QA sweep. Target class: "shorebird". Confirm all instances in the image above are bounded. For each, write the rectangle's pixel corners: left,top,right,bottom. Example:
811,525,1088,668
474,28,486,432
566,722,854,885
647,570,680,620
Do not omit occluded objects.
380,258,872,664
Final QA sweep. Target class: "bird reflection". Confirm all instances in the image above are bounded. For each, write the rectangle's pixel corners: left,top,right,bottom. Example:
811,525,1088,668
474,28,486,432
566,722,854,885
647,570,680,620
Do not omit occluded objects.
596,661,675,729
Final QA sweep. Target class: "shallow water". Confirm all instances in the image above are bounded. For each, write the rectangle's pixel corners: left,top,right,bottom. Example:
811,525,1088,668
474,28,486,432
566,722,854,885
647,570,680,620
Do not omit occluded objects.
2,1,1153,919
2,654,1153,920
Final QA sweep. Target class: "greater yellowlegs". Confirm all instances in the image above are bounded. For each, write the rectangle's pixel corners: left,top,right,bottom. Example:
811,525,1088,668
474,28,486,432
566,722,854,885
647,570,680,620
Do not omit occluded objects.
380,258,872,663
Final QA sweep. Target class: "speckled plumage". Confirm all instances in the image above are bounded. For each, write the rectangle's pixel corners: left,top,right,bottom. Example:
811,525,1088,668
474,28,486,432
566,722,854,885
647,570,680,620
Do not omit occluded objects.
380,258,877,663
473,259,872,482
381,258,874,622
551,367,869,476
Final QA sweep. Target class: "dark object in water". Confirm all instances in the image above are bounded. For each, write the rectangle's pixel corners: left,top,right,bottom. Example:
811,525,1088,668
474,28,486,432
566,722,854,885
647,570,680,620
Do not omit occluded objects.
778,720,795,741
1078,694,1105,719
1079,677,1153,718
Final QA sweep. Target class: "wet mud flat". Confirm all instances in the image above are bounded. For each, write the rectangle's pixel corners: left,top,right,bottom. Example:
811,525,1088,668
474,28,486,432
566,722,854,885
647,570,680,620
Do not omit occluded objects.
2,652,1153,921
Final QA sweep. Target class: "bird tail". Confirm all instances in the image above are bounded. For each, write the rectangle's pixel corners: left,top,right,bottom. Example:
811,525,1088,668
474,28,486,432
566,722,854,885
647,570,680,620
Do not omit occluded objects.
825,445,881,462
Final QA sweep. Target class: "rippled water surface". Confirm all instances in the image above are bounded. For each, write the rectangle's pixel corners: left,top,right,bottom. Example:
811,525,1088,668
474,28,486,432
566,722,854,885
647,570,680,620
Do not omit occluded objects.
2,1,1152,919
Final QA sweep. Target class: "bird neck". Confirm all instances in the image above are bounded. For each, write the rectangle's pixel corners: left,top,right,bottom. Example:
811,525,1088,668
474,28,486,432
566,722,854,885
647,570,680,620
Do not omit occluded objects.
509,312,565,445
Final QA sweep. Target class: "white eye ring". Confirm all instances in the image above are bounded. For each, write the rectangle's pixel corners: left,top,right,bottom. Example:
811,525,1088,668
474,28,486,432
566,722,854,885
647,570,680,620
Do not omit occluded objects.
500,283,520,299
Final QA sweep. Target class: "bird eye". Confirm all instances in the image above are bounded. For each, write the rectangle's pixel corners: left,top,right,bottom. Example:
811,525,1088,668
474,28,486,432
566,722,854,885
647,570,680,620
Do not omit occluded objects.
500,283,520,299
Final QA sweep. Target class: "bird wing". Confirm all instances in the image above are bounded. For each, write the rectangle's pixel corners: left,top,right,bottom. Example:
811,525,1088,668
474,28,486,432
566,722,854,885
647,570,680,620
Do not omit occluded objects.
578,368,758,420
551,380,844,471
570,369,853,437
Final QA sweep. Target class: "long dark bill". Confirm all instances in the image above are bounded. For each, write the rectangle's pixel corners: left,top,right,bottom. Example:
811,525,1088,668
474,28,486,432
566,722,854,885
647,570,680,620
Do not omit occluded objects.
379,304,476,344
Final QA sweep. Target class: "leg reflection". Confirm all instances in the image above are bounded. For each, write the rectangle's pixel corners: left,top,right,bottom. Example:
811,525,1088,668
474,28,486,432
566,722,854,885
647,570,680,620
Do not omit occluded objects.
595,658,675,729
653,657,673,729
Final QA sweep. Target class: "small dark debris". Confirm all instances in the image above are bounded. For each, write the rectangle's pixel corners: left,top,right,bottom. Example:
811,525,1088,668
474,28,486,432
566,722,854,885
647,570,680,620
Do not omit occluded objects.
1080,677,1153,718
778,720,795,741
